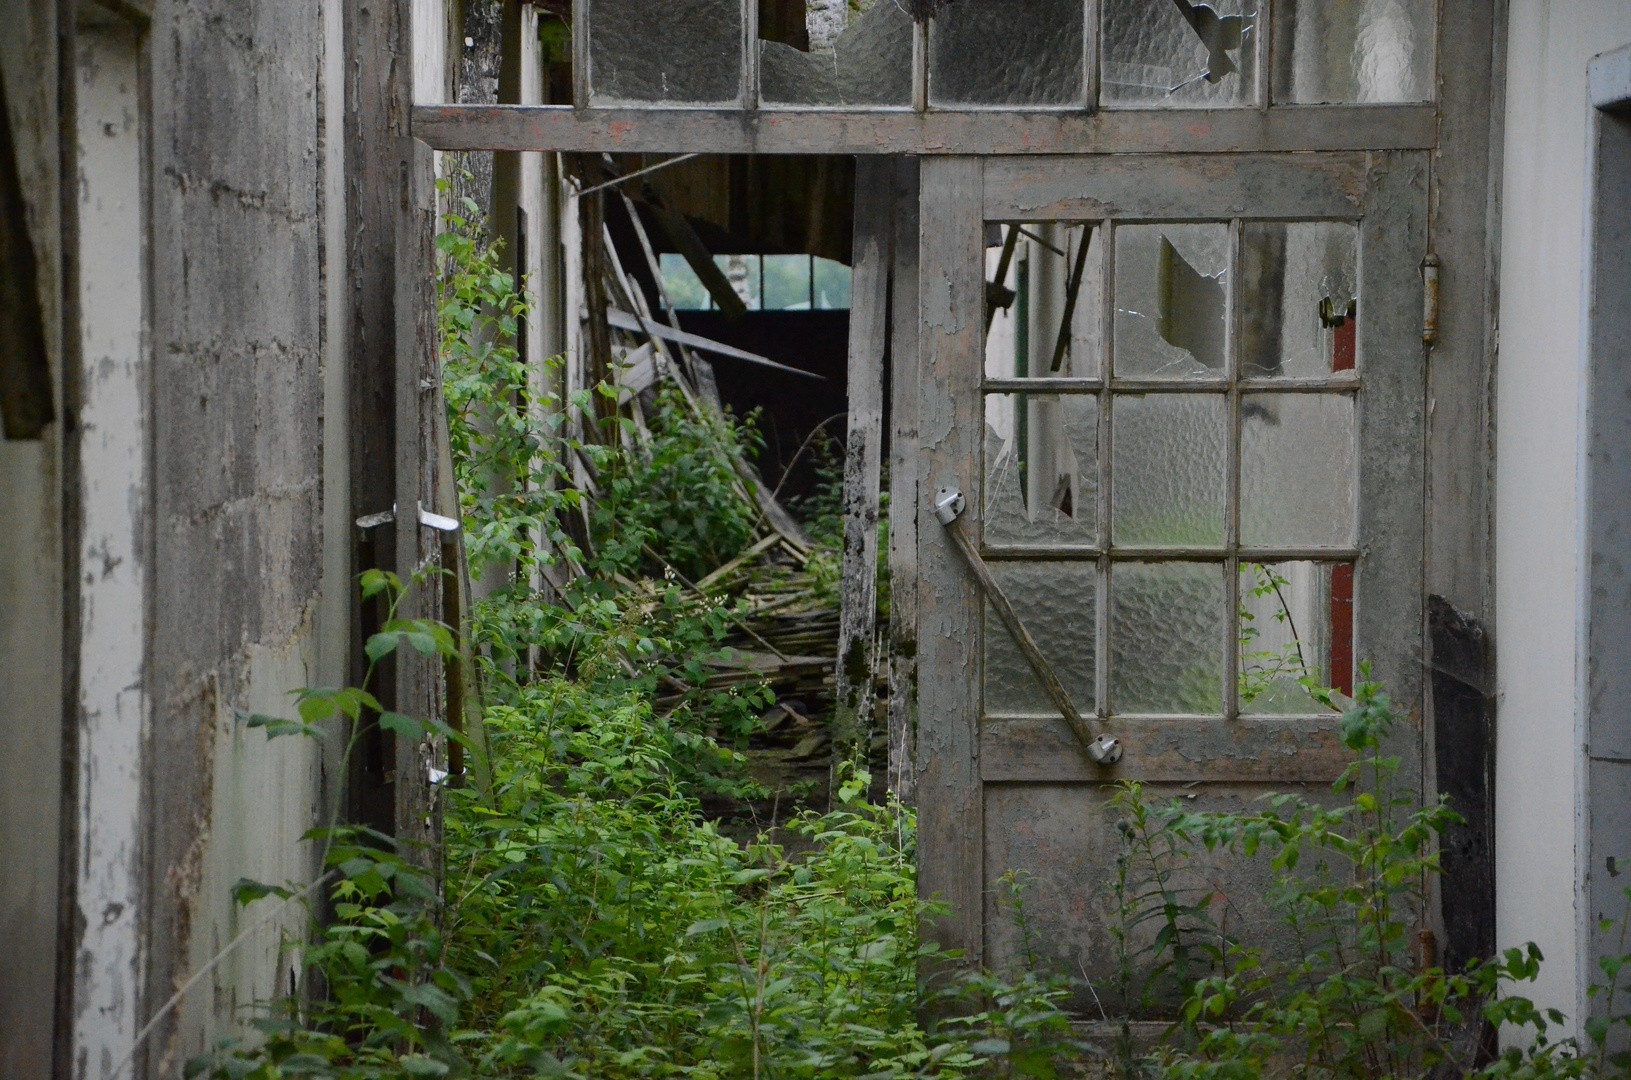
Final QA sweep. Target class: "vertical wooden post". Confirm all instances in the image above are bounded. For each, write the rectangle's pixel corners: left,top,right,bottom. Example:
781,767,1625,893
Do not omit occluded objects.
887,156,921,804
830,156,894,790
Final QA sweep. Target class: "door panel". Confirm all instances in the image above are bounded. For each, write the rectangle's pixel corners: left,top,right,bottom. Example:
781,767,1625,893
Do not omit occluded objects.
915,153,1427,987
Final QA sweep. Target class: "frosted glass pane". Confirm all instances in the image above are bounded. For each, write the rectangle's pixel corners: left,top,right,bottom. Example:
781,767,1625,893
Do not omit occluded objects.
1273,0,1434,104
1101,0,1257,107
985,224,1103,380
1112,394,1226,547
763,255,812,310
589,0,742,105
985,561,1096,715
1239,561,1339,714
1111,562,1223,713
930,0,1086,107
984,394,1100,548
760,0,914,107
1240,394,1356,547
1113,223,1230,380
1241,223,1360,379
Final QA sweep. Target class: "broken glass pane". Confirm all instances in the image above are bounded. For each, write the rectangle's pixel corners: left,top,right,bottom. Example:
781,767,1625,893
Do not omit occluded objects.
1240,222,1360,378
1111,561,1224,713
985,224,1103,380
1101,0,1258,107
1240,393,1356,547
1112,393,1227,547
929,0,1087,107
589,0,743,106
1273,0,1434,104
760,0,915,107
984,393,1100,548
984,560,1096,716
1238,561,1340,714
1113,223,1230,380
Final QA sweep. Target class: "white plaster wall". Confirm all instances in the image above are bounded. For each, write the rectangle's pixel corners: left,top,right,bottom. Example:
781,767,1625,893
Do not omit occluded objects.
1496,0,1631,1034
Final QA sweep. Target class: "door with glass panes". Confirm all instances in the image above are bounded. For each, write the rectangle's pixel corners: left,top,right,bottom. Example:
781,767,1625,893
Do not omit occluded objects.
914,153,1427,1004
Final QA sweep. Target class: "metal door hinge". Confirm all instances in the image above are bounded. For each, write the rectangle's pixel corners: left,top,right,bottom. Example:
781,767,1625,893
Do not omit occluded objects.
1421,253,1441,346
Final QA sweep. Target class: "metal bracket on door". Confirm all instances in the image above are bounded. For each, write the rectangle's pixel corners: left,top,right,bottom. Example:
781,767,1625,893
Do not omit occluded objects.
933,488,1123,768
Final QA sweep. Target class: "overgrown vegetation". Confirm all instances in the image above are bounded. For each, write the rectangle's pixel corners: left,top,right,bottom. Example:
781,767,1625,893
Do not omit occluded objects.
193,190,1631,1080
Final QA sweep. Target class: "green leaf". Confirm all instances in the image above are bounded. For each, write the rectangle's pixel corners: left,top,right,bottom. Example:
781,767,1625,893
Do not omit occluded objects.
366,632,402,662
400,1056,451,1079
232,878,293,907
686,918,731,937
970,1038,1011,1057
380,712,428,740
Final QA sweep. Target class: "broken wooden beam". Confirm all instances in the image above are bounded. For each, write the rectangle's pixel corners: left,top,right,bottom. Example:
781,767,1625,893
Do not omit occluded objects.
605,309,823,380
829,155,893,786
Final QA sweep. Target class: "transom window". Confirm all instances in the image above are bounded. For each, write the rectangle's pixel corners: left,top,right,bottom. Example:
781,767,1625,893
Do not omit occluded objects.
578,0,1435,110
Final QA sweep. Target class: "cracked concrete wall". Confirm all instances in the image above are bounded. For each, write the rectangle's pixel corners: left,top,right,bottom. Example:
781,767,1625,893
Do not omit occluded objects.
0,2,65,1076
137,0,352,1072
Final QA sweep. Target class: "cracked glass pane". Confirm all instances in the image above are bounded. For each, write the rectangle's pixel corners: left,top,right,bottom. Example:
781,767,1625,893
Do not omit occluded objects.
1112,393,1227,547
1240,222,1360,379
985,223,1103,380
1238,561,1343,714
984,560,1096,716
1240,393,1356,547
1113,223,1230,380
589,0,743,105
1273,0,1434,103
1101,0,1258,107
760,0,915,107
929,0,1087,107
1111,561,1224,713
984,393,1100,548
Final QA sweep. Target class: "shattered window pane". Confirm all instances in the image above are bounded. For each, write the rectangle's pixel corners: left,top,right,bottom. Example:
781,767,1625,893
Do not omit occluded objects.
589,0,743,105
1101,0,1258,107
983,393,1099,548
812,256,852,309
1240,222,1360,379
760,0,915,107
985,223,1103,381
929,0,1087,107
1238,561,1345,713
1112,223,1230,380
1273,0,1434,103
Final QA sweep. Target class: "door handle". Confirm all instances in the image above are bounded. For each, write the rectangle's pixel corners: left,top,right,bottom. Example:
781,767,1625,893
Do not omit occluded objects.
933,488,1122,768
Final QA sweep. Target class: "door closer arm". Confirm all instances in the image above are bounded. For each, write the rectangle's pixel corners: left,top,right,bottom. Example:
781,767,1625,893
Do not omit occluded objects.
933,488,1123,768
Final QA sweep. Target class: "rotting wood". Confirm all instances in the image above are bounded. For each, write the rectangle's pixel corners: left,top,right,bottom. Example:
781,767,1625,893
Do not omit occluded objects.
411,103,1439,157
913,156,985,965
979,716,1351,784
887,156,921,804
830,156,893,791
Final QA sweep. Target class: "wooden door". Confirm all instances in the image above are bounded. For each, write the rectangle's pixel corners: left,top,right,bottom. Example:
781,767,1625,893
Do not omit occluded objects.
913,152,1428,1007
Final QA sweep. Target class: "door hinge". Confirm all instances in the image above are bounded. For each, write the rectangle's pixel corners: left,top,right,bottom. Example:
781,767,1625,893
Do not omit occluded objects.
1421,252,1441,346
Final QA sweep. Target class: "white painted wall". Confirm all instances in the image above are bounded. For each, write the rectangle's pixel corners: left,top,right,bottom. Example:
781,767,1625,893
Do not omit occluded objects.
73,20,147,1079
1496,0,1631,1036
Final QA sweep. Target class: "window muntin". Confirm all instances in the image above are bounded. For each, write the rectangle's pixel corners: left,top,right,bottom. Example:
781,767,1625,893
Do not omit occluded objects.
978,219,1360,719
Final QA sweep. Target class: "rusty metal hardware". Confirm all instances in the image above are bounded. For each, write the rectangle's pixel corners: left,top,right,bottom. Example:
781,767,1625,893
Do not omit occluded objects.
1421,252,1441,346
933,487,1122,769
